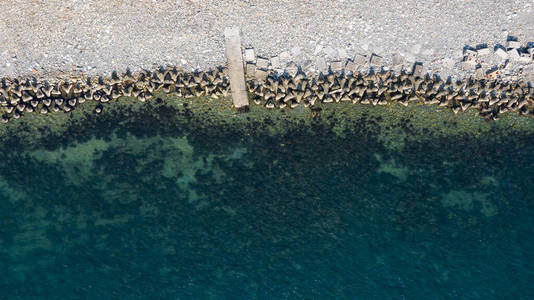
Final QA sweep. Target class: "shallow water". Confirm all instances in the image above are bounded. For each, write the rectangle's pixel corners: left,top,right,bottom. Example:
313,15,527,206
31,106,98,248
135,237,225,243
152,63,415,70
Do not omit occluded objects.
1,97,533,299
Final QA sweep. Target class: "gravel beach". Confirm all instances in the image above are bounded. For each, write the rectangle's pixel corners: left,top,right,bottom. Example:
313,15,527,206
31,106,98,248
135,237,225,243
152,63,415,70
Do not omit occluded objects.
0,0,533,80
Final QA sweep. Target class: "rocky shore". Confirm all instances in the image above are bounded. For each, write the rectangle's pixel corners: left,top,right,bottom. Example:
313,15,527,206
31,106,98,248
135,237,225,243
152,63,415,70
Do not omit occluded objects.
1,53,534,124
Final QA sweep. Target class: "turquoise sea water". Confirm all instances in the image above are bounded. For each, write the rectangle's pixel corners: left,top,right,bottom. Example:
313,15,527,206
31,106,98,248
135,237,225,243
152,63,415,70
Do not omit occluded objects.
0,99,533,299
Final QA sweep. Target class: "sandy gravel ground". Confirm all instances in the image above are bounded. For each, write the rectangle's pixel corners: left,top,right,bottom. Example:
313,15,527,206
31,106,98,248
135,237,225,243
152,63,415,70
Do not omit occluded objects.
0,0,533,80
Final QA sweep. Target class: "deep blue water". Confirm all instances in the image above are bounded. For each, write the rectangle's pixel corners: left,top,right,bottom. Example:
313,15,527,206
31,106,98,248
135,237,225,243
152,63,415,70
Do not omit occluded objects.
0,105,533,299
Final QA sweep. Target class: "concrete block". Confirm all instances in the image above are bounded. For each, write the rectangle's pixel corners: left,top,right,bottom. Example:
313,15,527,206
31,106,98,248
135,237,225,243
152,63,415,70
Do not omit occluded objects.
518,52,532,63
245,63,256,77
494,48,508,59
369,53,383,66
256,57,269,69
353,54,368,65
486,68,500,80
345,60,357,73
475,66,485,80
392,52,404,66
404,52,416,63
338,48,348,59
280,51,291,61
330,60,343,72
270,56,280,68
463,49,477,57
302,59,313,70
506,40,521,49
476,47,490,56
508,48,520,60
442,58,455,69
244,48,255,62
286,62,298,75
314,44,323,55
255,68,268,82
323,46,338,58
291,46,301,56
412,63,423,77
461,60,475,70
422,48,434,56
316,56,327,73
